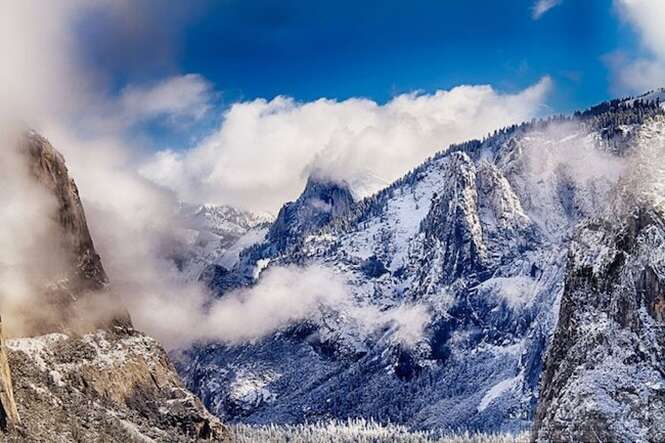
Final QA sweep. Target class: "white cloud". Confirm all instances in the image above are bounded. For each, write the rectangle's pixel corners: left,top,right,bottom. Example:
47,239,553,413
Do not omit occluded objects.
119,74,213,125
532,0,562,20
610,0,665,93
127,264,430,348
142,77,553,213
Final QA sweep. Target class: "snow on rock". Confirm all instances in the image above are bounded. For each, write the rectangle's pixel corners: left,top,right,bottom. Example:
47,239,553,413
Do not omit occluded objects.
6,328,228,442
478,376,521,412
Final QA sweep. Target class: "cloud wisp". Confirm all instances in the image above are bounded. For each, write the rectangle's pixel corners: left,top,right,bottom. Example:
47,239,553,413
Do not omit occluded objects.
532,0,562,20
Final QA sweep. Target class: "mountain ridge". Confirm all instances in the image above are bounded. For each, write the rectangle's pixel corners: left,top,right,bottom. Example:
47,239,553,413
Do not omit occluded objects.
176,94,665,437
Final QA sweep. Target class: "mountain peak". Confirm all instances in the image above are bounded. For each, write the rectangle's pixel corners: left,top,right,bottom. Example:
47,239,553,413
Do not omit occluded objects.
266,175,354,251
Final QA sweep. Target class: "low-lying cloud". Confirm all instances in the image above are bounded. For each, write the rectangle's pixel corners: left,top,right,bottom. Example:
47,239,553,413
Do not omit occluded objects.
142,77,552,214
125,264,430,348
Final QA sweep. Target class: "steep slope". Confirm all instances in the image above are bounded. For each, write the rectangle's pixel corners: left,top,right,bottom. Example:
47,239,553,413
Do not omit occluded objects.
533,116,665,442
177,98,664,433
175,203,272,281
0,132,228,442
533,208,665,442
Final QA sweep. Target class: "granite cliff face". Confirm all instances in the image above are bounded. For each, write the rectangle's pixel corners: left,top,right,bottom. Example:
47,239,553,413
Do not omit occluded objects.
21,132,109,292
533,112,665,442
0,132,228,442
533,208,665,442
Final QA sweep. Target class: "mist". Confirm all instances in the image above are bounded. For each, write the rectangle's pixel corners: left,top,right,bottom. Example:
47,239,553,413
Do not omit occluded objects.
123,264,430,349
0,128,63,335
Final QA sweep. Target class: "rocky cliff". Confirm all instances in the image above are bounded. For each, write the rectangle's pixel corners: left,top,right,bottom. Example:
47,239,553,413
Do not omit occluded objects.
0,132,228,442
531,106,665,443
532,207,665,442
0,321,19,431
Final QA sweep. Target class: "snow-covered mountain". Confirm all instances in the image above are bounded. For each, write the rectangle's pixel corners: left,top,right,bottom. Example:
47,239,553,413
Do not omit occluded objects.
174,203,272,281
174,95,665,437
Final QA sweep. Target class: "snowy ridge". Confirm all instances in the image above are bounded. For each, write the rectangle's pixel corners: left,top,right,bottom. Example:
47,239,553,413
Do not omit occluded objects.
177,97,665,435
174,203,272,281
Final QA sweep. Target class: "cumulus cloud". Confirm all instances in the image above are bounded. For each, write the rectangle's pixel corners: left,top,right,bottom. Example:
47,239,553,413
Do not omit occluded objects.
609,0,665,93
127,264,430,348
118,74,214,125
532,0,562,20
142,77,552,213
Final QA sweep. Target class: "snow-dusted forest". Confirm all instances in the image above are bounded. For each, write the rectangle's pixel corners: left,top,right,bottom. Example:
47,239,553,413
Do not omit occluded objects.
231,419,528,443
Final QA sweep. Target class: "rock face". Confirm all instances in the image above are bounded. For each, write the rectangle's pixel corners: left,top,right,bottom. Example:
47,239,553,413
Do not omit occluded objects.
266,176,354,252
5,329,225,442
533,209,665,442
0,132,228,442
21,132,109,292
13,132,131,335
531,109,665,442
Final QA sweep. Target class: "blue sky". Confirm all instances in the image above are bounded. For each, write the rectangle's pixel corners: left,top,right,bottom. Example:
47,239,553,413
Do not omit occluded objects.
79,0,635,114
183,0,621,111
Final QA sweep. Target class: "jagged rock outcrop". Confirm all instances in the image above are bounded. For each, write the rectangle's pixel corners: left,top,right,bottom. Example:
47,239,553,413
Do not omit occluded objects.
0,132,229,442
532,208,665,442
267,176,354,252
418,152,487,288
